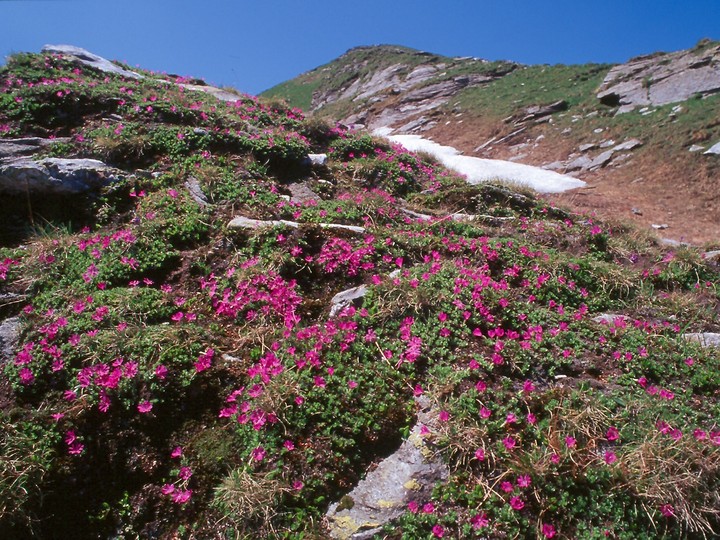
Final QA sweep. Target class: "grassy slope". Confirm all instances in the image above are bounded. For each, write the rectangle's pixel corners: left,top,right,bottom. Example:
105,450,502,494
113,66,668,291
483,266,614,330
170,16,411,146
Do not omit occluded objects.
0,51,719,540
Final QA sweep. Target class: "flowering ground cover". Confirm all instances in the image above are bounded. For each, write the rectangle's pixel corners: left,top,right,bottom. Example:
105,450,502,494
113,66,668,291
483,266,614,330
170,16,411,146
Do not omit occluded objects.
1,51,719,539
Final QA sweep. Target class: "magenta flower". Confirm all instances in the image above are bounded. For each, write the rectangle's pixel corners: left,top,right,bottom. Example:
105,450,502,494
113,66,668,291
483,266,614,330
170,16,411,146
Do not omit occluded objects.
502,436,517,450
407,500,419,513
660,504,675,517
431,524,445,538
171,446,183,458
251,446,266,461
137,401,153,414
161,483,175,495
606,426,620,441
173,490,192,504
509,496,525,510
470,512,489,529
542,523,557,538
474,448,485,461
604,451,617,465
517,474,531,488
438,410,450,422
565,436,576,448
422,502,435,514
178,466,193,480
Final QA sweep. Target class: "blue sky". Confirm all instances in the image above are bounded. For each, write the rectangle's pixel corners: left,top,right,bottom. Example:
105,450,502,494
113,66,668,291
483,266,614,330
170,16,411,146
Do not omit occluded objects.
1,0,718,96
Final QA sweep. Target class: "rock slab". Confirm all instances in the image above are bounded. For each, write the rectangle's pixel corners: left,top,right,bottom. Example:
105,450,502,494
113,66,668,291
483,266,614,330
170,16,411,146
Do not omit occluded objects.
0,157,123,194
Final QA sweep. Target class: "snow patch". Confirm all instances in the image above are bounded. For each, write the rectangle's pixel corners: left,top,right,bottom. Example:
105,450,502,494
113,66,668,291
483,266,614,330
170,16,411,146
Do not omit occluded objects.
376,130,585,194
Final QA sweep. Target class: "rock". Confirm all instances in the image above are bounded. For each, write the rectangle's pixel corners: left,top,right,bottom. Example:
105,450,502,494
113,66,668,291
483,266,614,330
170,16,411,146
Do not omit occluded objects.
613,139,643,152
0,316,21,363
288,182,321,204
589,150,615,170
519,100,568,122
326,396,449,539
306,153,328,166
578,143,598,152
184,177,209,207
702,250,720,261
599,139,617,149
631,207,643,215
0,137,72,159
0,157,123,194
704,142,720,155
542,161,564,171
683,333,720,348
593,313,630,325
689,144,706,152
228,216,365,234
42,44,143,79
597,43,720,112
651,223,669,230
329,285,368,318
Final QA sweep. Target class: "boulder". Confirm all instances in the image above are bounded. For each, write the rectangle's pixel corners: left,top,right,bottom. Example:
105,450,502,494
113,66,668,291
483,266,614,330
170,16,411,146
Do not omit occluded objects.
0,157,123,194
326,396,449,539
42,44,143,79
520,100,568,122
613,139,643,152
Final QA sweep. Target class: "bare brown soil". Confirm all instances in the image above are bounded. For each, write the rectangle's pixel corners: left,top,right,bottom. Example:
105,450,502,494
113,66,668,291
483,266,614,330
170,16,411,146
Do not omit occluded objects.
424,115,720,247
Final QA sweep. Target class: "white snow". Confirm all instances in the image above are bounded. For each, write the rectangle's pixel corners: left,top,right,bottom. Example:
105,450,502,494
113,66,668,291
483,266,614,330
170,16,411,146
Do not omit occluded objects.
375,130,585,194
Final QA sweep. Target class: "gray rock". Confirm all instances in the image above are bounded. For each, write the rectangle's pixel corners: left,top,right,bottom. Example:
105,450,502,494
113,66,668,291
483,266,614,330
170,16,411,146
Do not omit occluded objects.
42,44,143,79
0,157,123,194
597,43,720,112
683,333,720,348
613,139,643,152
329,285,368,318
0,317,21,363
704,142,720,155
593,313,630,325
578,143,598,152
0,137,72,159
702,250,720,261
599,139,617,149
520,100,568,122
184,177,209,207
689,144,706,152
326,396,449,539
288,182,321,204
228,216,365,234
306,153,328,166
589,149,615,170
651,223,669,230
564,155,593,172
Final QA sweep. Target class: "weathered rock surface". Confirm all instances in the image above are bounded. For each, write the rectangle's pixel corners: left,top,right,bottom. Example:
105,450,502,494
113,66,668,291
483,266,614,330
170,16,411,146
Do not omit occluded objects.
0,157,123,194
683,333,720,348
42,44,144,79
288,182,321,204
326,396,449,539
329,285,368,318
184,177,209,207
228,216,365,234
597,42,720,112
0,316,21,363
704,141,720,155
0,137,72,159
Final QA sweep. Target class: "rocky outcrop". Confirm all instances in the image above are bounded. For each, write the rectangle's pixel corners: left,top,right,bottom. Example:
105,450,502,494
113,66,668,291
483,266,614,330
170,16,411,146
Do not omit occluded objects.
0,157,124,194
0,137,72,159
42,44,144,79
326,396,449,539
597,41,720,112
0,316,21,363
684,333,720,348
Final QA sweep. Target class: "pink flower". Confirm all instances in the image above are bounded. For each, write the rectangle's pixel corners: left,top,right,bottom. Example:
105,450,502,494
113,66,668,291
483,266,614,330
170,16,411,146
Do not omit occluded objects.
292,480,304,490
173,490,192,504
407,500,419,513
178,466,193,480
606,426,620,441
501,481,514,493
526,412,537,425
251,446,266,461
438,410,450,422
283,440,295,451
565,436,576,448
542,523,556,538
470,512,489,529
474,448,485,461
171,446,183,458
155,364,168,379
161,483,175,495
502,436,517,450
660,504,675,517
604,451,617,465
432,524,445,538
509,496,525,510
517,474,531,488
137,401,153,413
422,502,435,514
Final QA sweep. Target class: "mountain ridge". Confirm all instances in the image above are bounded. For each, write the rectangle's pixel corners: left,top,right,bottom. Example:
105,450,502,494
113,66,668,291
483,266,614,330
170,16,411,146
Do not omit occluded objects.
263,40,720,244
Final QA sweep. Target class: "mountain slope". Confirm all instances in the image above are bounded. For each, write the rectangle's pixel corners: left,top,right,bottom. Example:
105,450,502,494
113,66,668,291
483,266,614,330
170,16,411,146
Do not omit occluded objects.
0,47,719,539
264,41,720,244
